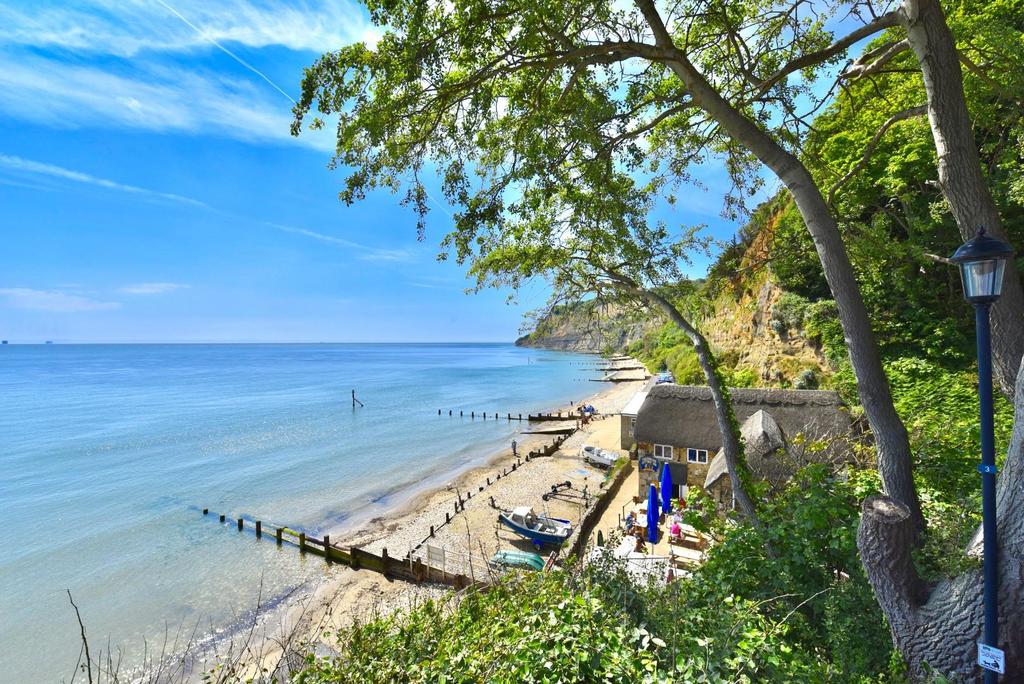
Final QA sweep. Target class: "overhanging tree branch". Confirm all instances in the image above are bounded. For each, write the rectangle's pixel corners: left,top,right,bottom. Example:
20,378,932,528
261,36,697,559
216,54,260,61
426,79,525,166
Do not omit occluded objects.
828,104,928,206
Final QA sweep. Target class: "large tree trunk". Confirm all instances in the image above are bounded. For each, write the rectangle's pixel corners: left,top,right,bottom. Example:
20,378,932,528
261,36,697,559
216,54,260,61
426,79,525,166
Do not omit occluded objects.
859,358,1024,681
605,269,760,520
901,0,1024,398
633,0,923,532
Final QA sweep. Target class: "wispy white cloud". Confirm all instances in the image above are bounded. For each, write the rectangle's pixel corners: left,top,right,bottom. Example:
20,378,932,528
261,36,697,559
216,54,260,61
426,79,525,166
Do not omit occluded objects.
266,222,416,263
356,249,416,263
0,154,207,206
0,288,121,312
0,1,378,57
119,282,190,295
0,55,336,151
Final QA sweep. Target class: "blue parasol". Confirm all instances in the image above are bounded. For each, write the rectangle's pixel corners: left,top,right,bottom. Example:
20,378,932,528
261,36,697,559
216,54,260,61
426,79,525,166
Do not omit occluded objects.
660,462,673,514
646,484,659,543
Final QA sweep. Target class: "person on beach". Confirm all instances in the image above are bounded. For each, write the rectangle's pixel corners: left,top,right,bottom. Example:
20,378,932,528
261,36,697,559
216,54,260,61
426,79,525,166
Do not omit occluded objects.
511,440,517,459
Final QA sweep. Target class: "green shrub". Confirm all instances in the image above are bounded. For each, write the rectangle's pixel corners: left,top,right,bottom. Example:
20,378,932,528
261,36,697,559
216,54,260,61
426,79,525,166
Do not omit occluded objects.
297,570,663,684
771,292,811,332
794,369,819,390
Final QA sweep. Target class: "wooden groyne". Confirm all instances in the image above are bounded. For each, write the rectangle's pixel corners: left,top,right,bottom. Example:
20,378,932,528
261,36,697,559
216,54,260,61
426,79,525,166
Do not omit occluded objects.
199,508,481,589
198,431,579,587
434,409,585,422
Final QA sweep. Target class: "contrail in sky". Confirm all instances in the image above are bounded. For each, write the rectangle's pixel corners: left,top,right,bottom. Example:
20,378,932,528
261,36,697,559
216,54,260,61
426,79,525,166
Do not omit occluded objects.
152,0,297,104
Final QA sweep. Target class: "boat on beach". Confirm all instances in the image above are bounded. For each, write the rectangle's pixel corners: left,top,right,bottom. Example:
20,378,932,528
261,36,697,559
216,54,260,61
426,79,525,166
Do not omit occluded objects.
498,506,573,546
489,549,546,571
579,444,616,468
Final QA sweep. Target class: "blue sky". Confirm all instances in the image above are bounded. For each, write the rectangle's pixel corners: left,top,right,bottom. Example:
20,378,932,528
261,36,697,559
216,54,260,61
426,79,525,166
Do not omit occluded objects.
0,0,753,343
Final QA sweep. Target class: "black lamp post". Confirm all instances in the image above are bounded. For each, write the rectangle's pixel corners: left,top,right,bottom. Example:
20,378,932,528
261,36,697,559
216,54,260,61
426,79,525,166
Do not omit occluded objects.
951,227,1015,681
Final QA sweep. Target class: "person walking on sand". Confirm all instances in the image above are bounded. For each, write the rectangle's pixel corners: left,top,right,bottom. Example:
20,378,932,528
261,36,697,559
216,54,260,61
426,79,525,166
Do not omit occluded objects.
511,440,517,459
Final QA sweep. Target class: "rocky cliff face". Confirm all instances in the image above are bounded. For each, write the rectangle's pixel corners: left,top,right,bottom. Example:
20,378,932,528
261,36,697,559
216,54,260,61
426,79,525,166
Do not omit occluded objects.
515,303,656,353
516,208,830,386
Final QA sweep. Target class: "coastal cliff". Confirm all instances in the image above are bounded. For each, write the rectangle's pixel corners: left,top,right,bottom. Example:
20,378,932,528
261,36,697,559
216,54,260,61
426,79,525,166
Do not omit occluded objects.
514,302,655,353
515,205,830,388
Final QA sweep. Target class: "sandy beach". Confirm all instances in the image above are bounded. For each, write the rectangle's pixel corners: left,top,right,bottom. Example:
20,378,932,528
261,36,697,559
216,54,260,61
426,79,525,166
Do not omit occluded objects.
210,373,647,680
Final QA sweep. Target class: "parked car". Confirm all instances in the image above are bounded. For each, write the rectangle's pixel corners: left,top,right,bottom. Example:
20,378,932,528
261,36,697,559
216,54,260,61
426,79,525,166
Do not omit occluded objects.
580,444,617,468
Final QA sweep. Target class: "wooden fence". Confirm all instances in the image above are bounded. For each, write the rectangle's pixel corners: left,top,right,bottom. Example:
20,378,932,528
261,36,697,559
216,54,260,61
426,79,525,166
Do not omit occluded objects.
200,509,482,589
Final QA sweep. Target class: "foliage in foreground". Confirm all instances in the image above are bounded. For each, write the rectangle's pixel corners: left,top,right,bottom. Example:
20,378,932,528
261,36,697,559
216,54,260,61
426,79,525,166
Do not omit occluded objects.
297,467,900,684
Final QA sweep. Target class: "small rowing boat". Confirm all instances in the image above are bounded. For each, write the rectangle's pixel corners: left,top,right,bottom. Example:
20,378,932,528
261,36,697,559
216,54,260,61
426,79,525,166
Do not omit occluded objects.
497,506,572,546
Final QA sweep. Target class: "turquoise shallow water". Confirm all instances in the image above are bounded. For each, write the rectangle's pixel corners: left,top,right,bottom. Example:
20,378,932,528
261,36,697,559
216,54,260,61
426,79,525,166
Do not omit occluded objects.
0,343,599,682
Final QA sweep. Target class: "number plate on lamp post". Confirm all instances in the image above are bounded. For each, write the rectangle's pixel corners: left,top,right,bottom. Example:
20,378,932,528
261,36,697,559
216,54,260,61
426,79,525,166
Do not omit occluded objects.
978,643,1005,674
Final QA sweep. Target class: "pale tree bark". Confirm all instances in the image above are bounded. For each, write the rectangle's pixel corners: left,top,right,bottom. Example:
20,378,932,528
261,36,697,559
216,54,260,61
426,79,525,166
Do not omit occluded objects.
859,357,1024,681
634,0,924,532
605,271,760,520
900,0,1024,398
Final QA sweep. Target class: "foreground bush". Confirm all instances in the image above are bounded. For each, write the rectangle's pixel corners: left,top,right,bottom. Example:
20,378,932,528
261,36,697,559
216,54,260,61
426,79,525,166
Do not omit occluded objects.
297,466,901,683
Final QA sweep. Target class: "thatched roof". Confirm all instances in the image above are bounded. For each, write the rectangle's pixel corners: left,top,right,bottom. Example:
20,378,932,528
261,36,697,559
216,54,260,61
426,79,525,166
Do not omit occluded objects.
634,384,848,452
705,410,787,489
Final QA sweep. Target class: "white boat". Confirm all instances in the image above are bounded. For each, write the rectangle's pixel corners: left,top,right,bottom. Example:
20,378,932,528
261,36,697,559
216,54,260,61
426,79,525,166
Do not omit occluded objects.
579,445,617,468
498,506,573,546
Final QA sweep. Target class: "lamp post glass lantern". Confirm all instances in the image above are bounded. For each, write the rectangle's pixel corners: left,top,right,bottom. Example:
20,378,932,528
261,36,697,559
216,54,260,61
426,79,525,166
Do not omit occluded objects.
952,227,1015,302
951,227,1015,681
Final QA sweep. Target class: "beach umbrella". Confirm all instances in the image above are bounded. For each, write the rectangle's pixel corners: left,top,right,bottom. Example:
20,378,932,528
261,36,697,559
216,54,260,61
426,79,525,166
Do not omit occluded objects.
660,463,673,514
646,484,659,544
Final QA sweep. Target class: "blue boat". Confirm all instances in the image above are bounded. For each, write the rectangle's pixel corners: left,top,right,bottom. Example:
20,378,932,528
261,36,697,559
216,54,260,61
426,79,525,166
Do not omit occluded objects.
498,506,573,546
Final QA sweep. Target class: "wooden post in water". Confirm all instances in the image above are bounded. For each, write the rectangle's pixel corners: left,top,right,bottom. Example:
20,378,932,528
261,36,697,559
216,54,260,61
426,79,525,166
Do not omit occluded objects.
202,508,208,515
276,527,283,544
299,533,306,553
438,409,441,415
460,410,463,416
255,521,262,537
471,411,474,418
324,535,331,562
237,518,243,530
219,514,225,523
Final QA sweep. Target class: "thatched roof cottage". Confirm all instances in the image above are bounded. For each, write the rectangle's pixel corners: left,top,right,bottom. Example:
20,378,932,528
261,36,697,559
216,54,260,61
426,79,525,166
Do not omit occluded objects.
632,384,851,499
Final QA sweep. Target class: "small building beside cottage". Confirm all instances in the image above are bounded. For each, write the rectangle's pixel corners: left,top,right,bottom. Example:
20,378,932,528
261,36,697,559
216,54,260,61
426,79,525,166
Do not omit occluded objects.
619,388,649,450
704,410,787,508
632,384,852,500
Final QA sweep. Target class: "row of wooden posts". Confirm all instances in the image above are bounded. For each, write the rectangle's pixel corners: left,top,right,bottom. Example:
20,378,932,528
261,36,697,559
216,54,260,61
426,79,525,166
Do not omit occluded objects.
200,508,479,588
409,429,577,554
436,409,580,422
200,428,577,583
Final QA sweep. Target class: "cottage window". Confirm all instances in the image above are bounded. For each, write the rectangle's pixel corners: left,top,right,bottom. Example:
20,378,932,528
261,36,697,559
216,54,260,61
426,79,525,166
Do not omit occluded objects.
687,448,708,464
630,418,636,437
653,444,673,459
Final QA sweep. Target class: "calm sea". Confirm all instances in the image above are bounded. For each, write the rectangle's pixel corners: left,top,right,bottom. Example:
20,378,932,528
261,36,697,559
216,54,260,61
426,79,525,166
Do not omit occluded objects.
0,343,599,682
